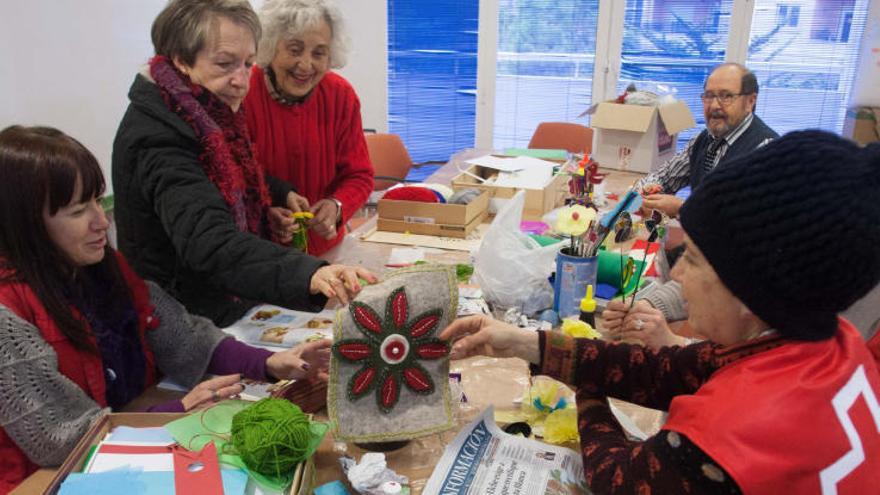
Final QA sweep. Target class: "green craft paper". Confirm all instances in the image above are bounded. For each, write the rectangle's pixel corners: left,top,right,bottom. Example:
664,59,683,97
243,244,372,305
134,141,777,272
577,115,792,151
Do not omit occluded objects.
596,249,647,297
503,148,569,160
597,249,634,289
621,259,648,296
165,400,328,491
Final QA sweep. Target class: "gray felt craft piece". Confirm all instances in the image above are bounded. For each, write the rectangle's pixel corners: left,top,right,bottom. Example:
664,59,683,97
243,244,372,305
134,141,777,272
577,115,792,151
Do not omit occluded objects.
328,265,457,443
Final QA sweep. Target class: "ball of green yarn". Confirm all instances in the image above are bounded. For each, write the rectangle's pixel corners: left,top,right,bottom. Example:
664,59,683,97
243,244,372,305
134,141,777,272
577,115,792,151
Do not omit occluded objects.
230,398,311,477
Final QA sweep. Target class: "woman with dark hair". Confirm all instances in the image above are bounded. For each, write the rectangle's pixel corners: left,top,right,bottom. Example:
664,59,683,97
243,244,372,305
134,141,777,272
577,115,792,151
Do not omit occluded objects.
112,0,374,326
0,126,331,491
441,131,880,493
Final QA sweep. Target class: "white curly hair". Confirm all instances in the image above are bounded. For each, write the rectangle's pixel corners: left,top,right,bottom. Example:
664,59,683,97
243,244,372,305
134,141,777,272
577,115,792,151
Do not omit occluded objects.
256,0,349,69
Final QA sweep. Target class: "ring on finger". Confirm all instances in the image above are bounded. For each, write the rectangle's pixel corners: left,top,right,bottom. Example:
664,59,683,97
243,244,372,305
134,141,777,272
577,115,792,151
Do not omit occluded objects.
635,318,645,330
211,389,220,402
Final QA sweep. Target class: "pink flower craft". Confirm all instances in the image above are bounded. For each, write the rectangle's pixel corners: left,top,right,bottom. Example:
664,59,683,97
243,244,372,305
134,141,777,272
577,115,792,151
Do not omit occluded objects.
333,287,449,413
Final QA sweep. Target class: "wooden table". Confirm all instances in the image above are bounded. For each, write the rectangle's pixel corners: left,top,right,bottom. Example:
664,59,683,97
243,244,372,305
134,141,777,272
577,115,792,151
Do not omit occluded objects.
310,160,662,493
16,158,659,494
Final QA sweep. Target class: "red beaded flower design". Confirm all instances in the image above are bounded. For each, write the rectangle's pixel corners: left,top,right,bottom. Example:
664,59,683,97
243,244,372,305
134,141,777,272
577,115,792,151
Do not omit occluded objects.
333,286,449,413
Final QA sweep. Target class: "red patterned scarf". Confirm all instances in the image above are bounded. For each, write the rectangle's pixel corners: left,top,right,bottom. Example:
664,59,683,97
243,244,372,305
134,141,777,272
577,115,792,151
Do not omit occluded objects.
149,55,272,238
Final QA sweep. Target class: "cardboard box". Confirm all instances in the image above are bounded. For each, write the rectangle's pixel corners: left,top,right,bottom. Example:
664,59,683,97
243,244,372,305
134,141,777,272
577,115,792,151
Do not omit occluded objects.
843,106,880,146
377,210,489,238
450,165,569,220
591,100,696,173
42,412,311,495
377,190,490,238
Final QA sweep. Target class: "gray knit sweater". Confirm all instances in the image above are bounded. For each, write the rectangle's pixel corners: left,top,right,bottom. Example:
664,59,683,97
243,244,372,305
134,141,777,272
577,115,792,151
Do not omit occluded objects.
635,280,688,322
0,282,226,467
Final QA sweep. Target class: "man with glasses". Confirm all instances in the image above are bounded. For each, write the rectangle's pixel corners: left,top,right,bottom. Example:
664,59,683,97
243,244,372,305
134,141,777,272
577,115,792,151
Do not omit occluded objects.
636,63,778,218
608,64,780,341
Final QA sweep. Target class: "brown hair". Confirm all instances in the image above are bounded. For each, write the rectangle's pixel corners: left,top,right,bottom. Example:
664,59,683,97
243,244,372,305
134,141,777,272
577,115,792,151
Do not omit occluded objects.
151,0,261,66
0,126,124,351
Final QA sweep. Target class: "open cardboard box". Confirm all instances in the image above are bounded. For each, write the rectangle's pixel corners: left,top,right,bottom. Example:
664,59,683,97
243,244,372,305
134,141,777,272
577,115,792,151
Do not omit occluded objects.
450,164,568,221
843,106,880,146
377,189,490,238
591,99,696,173
36,412,311,495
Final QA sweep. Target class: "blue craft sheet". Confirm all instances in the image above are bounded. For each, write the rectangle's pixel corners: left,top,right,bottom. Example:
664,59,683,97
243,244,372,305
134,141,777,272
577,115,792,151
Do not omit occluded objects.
58,469,247,495
314,480,352,495
107,426,174,444
595,283,618,300
600,189,642,228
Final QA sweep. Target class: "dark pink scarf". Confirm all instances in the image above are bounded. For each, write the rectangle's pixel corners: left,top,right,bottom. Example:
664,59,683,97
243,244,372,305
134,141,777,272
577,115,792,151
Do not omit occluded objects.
149,55,273,238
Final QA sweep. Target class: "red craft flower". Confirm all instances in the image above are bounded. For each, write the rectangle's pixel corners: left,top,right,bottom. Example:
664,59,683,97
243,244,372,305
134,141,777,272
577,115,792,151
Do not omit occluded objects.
333,286,449,413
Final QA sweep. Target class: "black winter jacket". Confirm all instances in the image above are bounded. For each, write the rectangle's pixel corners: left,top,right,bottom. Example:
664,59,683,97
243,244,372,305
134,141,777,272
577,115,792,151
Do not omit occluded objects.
112,73,327,326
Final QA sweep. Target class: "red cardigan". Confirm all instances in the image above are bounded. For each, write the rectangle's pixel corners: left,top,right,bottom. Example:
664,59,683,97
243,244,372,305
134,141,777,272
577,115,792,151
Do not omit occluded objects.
0,254,158,491
244,67,374,255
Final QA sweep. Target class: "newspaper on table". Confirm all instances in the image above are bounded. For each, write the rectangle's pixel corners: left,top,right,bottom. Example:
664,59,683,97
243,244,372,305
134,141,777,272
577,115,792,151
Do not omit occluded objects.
222,304,336,348
424,407,589,495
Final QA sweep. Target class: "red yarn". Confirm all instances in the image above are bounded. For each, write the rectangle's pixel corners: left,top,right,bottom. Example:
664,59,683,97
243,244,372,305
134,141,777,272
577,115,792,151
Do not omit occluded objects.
381,187,439,203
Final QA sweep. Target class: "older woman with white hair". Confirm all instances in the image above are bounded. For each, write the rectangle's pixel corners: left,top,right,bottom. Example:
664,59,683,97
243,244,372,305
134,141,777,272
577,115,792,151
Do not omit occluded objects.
245,0,374,256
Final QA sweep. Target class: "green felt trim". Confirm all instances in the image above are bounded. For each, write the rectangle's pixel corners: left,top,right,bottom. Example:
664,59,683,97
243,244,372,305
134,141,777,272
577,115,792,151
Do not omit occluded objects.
401,361,435,396
376,367,402,413
348,364,380,399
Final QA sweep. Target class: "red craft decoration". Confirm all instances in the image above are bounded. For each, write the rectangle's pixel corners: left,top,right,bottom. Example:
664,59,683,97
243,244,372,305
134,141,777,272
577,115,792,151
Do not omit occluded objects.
333,286,449,413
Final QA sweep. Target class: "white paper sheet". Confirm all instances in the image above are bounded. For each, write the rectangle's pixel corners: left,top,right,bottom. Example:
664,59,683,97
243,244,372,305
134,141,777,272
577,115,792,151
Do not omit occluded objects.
464,154,526,172
491,166,554,189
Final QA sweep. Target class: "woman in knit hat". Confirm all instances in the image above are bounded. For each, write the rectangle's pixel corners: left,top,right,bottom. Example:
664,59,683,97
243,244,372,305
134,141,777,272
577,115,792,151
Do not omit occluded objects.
441,130,880,494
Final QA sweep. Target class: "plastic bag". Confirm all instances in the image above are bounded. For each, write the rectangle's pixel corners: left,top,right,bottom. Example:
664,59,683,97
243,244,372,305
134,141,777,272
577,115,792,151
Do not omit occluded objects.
474,191,559,315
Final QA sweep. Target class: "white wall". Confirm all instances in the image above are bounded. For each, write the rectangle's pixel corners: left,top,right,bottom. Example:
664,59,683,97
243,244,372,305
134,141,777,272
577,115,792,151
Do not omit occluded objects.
0,1,166,186
335,0,388,134
0,0,388,190
850,0,880,107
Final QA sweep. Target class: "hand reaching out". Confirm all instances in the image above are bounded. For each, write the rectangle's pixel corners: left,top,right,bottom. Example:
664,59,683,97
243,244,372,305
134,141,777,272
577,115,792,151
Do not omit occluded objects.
266,339,333,382
309,265,378,305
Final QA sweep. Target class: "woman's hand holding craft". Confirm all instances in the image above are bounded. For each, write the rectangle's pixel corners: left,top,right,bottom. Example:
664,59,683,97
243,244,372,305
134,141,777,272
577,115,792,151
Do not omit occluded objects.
439,315,540,364
601,299,630,334
181,374,244,411
309,265,377,305
267,207,298,243
606,300,686,350
267,339,332,382
641,193,683,218
286,191,310,212
308,198,340,239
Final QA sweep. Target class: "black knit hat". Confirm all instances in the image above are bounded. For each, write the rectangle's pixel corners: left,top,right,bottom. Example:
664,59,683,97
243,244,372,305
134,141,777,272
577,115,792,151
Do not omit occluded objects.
679,130,880,340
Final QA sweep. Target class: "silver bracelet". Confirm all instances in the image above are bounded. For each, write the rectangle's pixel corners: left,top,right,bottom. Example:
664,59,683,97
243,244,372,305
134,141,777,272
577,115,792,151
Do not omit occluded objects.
330,197,343,224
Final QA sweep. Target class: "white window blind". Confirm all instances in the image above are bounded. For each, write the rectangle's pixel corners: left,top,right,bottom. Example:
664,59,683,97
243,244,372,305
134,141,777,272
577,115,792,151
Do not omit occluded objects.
747,0,870,135
619,0,735,149
493,0,600,150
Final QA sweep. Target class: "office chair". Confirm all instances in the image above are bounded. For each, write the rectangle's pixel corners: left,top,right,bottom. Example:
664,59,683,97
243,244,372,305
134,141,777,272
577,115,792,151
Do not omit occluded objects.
528,122,594,155
365,133,415,191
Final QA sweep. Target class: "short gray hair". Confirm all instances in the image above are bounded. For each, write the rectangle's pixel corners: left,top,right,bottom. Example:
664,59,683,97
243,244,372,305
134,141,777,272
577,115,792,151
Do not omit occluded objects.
151,0,261,66
256,0,349,69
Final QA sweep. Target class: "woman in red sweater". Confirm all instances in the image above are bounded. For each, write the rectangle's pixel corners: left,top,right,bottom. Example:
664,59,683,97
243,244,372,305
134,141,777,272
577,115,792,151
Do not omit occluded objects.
245,0,374,256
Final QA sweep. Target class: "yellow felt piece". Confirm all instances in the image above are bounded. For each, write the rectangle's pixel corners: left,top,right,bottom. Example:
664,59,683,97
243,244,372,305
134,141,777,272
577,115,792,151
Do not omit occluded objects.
561,319,601,339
